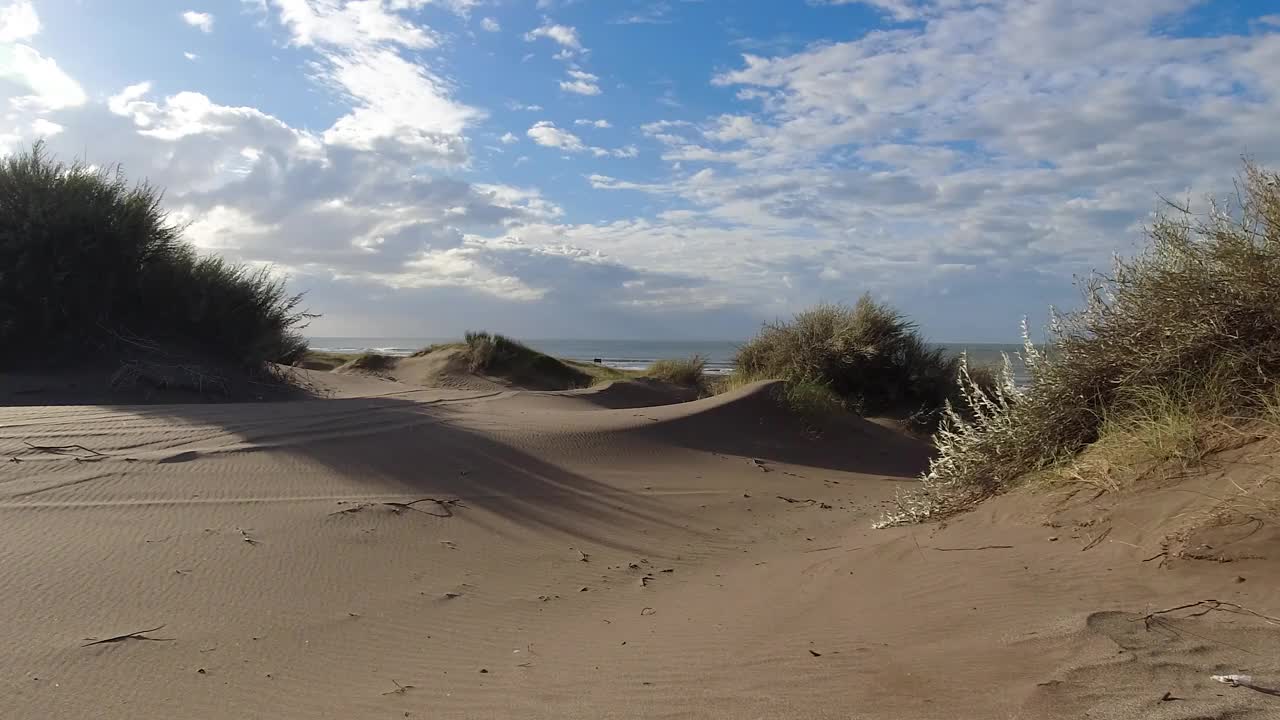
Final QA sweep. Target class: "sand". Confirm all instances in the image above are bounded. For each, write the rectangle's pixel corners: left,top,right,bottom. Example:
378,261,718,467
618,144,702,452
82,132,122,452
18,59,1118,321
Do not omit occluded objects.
2,371,1279,719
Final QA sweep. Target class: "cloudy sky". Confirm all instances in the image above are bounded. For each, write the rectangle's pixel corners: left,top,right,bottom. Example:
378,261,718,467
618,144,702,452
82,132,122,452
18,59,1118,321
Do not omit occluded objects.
2,0,1277,341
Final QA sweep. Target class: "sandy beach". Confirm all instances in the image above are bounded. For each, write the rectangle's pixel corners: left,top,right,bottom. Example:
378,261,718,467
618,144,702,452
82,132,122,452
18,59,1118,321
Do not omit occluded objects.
2,370,1278,719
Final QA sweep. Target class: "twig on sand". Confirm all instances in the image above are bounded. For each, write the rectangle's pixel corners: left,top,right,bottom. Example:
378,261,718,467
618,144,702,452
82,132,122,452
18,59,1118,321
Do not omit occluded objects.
1212,674,1280,697
1142,550,1168,563
381,679,415,696
933,545,1014,552
1137,600,1280,630
776,496,814,504
382,497,465,518
82,625,171,647
238,528,260,546
329,498,466,518
1081,527,1113,552
24,442,107,458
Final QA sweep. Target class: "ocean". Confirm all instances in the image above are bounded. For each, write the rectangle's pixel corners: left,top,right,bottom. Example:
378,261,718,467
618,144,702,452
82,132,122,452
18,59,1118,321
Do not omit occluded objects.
307,337,1029,381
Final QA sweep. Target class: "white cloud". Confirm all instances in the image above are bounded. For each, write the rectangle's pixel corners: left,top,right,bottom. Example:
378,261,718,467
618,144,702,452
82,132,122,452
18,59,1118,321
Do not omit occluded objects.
0,0,39,41
184,51,199,61
574,118,611,128
182,10,215,33
2,45,87,112
524,20,582,55
30,118,61,137
274,0,437,49
612,3,670,25
268,0,479,163
480,16,500,32
560,69,601,95
814,0,922,21
500,131,518,144
527,121,636,159
527,120,585,152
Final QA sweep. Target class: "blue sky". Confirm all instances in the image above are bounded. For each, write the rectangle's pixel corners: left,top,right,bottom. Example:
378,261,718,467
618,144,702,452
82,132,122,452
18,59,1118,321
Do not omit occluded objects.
2,0,1278,341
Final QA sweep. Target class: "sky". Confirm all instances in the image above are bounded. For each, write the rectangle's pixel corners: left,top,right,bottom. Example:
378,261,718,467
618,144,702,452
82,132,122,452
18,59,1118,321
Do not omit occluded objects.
2,0,1278,342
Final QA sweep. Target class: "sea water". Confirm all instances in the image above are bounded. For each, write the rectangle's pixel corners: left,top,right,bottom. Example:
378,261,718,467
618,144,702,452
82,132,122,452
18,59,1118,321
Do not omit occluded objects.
308,337,1030,383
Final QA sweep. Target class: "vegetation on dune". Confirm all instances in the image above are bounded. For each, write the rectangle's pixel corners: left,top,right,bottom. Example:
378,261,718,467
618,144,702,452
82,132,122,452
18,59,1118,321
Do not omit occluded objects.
0,143,310,377
295,351,358,371
342,352,396,372
732,297,959,426
644,355,707,388
880,160,1280,526
462,331,592,389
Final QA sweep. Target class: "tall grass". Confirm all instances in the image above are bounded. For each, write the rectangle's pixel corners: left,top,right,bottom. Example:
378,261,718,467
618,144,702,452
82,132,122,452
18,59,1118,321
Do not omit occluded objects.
0,142,309,371
734,297,958,424
880,161,1280,526
645,355,707,387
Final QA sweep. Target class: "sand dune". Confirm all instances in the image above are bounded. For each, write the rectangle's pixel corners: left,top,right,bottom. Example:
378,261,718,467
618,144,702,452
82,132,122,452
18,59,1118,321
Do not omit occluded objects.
2,378,1279,718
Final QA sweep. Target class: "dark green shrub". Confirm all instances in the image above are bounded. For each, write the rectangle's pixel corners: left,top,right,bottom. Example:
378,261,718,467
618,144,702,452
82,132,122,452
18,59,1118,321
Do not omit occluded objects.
734,297,957,420
0,143,309,370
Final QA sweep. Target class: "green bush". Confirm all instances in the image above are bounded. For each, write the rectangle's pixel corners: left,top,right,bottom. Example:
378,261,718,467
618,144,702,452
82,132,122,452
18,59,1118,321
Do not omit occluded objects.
645,355,707,387
880,160,1280,526
0,143,309,370
734,297,958,421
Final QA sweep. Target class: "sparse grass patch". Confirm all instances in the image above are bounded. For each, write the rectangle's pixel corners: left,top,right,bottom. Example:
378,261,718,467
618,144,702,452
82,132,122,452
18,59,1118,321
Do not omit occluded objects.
776,380,847,420
296,351,359,371
410,343,459,358
0,143,310,379
645,355,707,387
880,161,1280,527
343,352,396,372
714,371,845,421
565,360,640,386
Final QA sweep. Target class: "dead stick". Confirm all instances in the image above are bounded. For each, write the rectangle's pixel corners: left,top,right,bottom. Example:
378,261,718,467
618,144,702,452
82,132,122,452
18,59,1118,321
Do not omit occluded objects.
382,497,464,517
24,442,107,457
82,625,169,647
933,545,1014,552
776,496,815,504
1082,526,1112,552
1138,599,1280,628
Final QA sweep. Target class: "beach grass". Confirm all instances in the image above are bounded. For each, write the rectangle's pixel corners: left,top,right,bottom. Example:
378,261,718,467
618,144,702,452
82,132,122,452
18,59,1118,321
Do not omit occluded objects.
731,296,958,427
644,355,708,388
880,160,1280,526
0,142,309,378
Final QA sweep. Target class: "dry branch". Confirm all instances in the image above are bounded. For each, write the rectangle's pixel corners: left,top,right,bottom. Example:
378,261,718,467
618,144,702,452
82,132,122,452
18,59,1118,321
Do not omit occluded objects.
82,625,171,647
